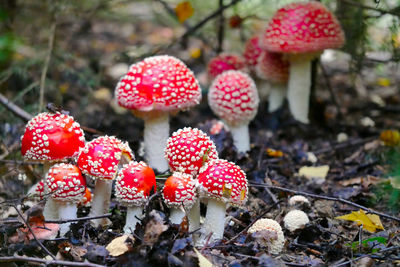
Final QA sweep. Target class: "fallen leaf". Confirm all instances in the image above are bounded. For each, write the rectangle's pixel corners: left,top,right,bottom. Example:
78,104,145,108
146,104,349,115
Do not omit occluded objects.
376,77,391,87
336,209,384,233
175,1,194,23
143,210,168,244
380,130,400,146
190,48,201,59
266,148,283,157
194,248,213,267
106,235,134,257
298,165,329,181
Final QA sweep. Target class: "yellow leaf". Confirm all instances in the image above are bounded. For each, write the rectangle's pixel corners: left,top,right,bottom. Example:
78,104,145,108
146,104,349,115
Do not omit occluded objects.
266,148,283,158
298,165,329,180
59,83,69,94
377,77,391,87
194,248,213,267
175,1,194,23
336,209,384,233
380,130,400,146
190,48,202,59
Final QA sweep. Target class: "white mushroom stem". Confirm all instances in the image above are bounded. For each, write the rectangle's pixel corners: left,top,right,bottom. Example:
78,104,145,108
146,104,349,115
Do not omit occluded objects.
123,206,143,233
89,179,112,227
203,198,226,243
143,113,169,173
43,197,58,220
188,199,200,233
228,123,250,153
58,202,78,236
287,59,312,124
268,83,287,112
169,207,185,224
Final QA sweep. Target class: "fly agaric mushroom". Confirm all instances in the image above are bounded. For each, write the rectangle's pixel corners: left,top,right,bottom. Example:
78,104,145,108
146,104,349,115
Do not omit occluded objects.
260,2,344,123
248,218,285,254
79,187,92,207
165,127,218,176
207,53,248,80
288,195,310,210
115,55,202,173
21,112,85,220
283,209,309,232
115,161,156,233
162,172,199,233
45,163,86,236
28,180,45,201
208,70,259,153
197,159,248,243
77,136,134,227
243,35,263,73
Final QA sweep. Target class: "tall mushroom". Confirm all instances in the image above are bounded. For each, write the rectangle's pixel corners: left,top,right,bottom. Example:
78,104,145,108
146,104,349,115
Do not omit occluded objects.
21,112,85,220
77,136,133,227
207,53,247,80
208,70,259,153
260,1,344,123
115,161,156,233
115,55,202,173
197,159,248,243
45,163,86,236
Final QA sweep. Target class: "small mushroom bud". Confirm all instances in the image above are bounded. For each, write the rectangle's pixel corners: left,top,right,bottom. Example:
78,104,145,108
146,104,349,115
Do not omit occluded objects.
283,210,309,232
248,218,285,254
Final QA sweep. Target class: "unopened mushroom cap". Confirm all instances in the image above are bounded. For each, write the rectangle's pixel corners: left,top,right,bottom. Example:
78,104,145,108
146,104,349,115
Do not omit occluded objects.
288,195,310,207
197,159,248,206
207,53,247,80
283,209,309,232
77,136,134,180
208,70,259,126
261,2,345,54
115,161,156,206
162,172,197,210
45,163,86,202
21,112,85,162
165,127,218,176
243,35,263,71
115,55,201,112
256,51,289,84
248,218,285,254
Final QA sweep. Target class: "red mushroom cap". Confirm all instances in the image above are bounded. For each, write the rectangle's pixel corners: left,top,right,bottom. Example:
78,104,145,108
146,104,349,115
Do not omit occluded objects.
208,70,259,126
21,112,85,162
115,161,156,206
45,163,86,202
165,127,218,176
162,172,197,209
256,51,289,84
36,180,45,201
197,159,247,206
243,35,263,71
115,55,201,112
77,136,134,180
207,53,247,80
260,2,345,54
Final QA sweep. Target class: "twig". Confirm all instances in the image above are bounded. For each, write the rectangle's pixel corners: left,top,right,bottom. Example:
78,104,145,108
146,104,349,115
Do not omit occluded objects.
249,183,400,223
312,135,377,155
338,0,400,17
226,201,281,244
10,204,56,259
216,0,225,53
319,62,343,120
0,255,105,267
0,159,41,165
38,21,56,113
45,213,111,224
0,92,33,121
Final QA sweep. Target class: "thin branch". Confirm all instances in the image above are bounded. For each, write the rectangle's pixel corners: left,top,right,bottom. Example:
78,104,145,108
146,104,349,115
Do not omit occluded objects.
45,213,111,224
38,21,56,113
0,92,33,121
0,255,105,267
319,62,343,120
216,0,225,53
249,183,400,223
312,135,377,155
11,204,56,259
339,0,400,17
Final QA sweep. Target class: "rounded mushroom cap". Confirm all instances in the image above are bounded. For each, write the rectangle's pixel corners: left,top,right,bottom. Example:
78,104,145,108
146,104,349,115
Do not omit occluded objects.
21,112,85,162
288,195,310,207
248,218,285,254
165,127,218,176
207,53,247,80
77,136,134,180
115,161,156,206
243,35,263,71
256,51,289,84
28,180,45,200
162,172,197,210
115,55,201,112
197,159,248,206
45,163,86,203
283,209,309,232
208,70,259,126
261,2,345,54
